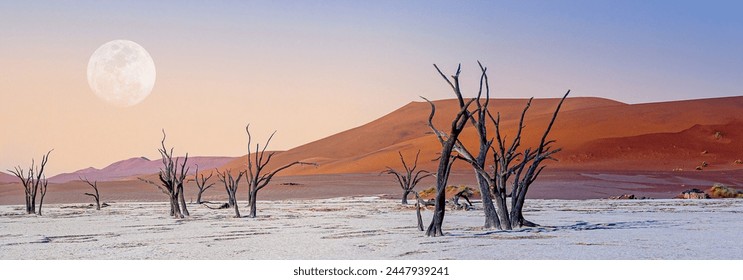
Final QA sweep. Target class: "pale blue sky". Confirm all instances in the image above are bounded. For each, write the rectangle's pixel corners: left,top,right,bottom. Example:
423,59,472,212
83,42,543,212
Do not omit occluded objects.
1,1,742,174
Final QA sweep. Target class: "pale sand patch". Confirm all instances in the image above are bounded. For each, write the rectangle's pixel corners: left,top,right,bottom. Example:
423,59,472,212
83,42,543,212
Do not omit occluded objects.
1,197,741,259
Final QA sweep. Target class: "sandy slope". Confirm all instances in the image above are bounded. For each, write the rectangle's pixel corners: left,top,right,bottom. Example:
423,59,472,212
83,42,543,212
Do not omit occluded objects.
1,197,741,259
218,96,743,175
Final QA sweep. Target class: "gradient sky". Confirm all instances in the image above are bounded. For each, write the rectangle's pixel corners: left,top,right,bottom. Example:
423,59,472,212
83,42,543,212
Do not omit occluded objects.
1,0,742,175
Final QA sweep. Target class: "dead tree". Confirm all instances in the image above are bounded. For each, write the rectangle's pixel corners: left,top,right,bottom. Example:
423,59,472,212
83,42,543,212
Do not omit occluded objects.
80,177,101,210
192,165,215,204
140,130,190,219
422,64,476,237
7,150,52,215
507,91,568,228
245,124,316,218
217,169,245,218
466,62,501,229
382,150,433,204
447,64,570,229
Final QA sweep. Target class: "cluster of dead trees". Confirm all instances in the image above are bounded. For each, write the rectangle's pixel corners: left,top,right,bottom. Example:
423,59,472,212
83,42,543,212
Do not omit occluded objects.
384,62,569,237
422,62,569,236
139,126,315,219
7,150,107,215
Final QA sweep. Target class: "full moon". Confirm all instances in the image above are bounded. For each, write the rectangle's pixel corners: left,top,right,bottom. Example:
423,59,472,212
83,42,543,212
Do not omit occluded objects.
87,40,156,107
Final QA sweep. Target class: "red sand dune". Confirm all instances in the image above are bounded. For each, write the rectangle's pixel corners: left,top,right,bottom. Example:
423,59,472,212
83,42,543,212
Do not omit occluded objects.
219,96,743,175
4,96,743,205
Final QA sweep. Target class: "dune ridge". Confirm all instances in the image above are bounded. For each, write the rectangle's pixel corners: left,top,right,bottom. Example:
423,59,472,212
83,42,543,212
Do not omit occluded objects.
218,96,743,174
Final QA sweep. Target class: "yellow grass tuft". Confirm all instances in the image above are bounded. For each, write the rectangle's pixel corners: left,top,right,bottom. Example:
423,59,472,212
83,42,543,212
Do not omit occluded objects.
708,183,743,198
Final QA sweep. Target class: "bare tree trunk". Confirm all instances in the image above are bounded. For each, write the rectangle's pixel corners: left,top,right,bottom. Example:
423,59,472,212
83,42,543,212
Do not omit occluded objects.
170,191,183,219
414,192,424,231
474,152,500,229
402,189,411,205
169,200,176,216
494,176,512,230
25,191,33,214
178,183,189,216
425,145,456,237
37,181,47,216
31,185,38,214
249,189,258,218
233,200,241,218
196,191,204,204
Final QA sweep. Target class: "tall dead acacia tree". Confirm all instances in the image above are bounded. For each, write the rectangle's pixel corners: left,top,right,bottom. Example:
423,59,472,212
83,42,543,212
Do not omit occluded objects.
244,124,316,218
422,64,476,237
382,150,433,205
140,130,190,219
466,62,501,229
80,177,101,210
424,62,569,234
444,63,570,230
507,92,568,228
217,169,244,218
192,165,215,204
7,150,52,215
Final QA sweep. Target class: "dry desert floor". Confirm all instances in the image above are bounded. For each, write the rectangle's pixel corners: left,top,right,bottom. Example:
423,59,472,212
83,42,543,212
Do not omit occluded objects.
1,197,742,259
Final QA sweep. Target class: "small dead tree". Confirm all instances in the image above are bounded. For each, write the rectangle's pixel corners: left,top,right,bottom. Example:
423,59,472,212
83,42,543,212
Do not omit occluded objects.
140,130,190,219
245,124,316,218
80,177,101,210
422,64,476,237
7,150,52,215
192,165,215,204
382,150,433,205
217,169,245,218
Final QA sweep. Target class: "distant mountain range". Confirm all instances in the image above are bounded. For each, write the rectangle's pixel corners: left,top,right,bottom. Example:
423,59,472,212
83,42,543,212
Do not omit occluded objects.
0,171,16,184
48,156,236,183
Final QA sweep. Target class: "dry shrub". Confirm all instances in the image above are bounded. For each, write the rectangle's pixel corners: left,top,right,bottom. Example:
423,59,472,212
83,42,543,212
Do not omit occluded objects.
708,183,743,198
418,185,481,200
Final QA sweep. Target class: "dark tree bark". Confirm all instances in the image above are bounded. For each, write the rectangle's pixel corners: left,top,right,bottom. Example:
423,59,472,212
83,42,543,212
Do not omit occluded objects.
382,150,433,205
244,124,317,218
38,179,48,216
178,181,189,216
453,84,570,230
80,177,101,210
466,62,501,229
7,150,52,215
422,64,476,237
140,130,190,219
217,169,244,218
508,90,569,228
413,191,424,231
424,62,569,231
192,165,215,204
